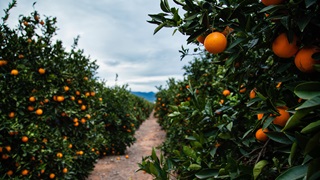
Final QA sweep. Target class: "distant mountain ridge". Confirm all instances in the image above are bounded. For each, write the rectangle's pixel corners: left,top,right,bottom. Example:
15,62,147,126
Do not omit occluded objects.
131,91,156,102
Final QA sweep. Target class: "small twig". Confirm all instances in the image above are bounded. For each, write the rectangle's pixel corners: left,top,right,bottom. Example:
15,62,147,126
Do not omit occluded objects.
255,139,269,164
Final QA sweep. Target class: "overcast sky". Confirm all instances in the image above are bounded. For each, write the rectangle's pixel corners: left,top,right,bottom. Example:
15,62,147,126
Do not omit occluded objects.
0,0,195,92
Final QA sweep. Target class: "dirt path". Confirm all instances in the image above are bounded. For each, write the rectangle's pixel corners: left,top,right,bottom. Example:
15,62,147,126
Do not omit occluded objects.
87,111,166,180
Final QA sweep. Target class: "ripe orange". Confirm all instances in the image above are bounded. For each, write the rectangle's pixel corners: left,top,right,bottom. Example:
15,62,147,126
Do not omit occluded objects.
77,99,83,104
239,85,246,93
64,86,70,91
73,118,79,123
56,96,65,102
272,33,299,58
21,169,29,176
68,144,73,148
249,89,256,99
62,168,68,174
6,170,13,176
8,112,15,118
261,0,283,6
99,97,102,101
70,96,75,101
49,173,55,179
80,118,86,124
56,152,63,158
38,68,45,74
125,155,129,159
22,136,29,143
0,60,8,66
222,89,231,96
83,76,88,81
273,106,290,127
255,128,269,142
196,35,206,44
294,46,320,73
75,91,81,96
18,54,24,59
257,113,264,120
40,20,44,25
74,121,79,127
85,92,90,97
204,32,227,54
5,146,11,152
36,109,43,115
29,96,36,102
90,91,96,96
80,105,86,111
27,106,35,111
10,69,19,76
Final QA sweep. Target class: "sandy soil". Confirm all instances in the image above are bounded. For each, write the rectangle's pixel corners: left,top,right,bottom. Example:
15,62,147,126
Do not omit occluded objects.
87,111,166,180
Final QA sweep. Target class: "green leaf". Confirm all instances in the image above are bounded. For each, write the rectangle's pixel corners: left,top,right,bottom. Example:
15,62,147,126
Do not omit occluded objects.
294,82,320,100
210,147,217,158
189,164,202,170
283,108,312,131
296,96,320,110
276,164,308,180
253,160,268,180
226,38,246,51
266,131,292,145
183,146,197,160
305,0,317,8
304,131,320,155
297,14,312,32
154,22,167,35
160,0,171,13
288,142,297,166
301,120,320,134
195,169,219,179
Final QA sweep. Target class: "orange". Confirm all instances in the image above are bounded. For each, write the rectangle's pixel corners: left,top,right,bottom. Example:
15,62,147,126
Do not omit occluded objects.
10,69,19,76
261,0,283,6
29,96,36,102
18,54,24,59
36,109,43,115
0,147,3,153
75,91,81,96
62,168,68,174
21,169,29,176
204,32,227,54
56,152,63,158
219,99,224,104
80,105,86,111
125,155,129,159
80,118,86,124
7,170,13,176
8,112,15,118
77,99,83,104
99,97,102,101
196,35,206,44
40,20,44,25
90,91,96,96
249,89,256,99
85,92,90,97
38,68,45,74
52,95,57,101
0,60,8,66
5,146,11,152
22,136,29,143
83,77,88,81
56,96,65,102
70,96,75,101
257,113,264,120
239,85,246,93
222,89,231,96
68,144,73,148
2,154,9,159
74,121,79,127
64,86,70,91
73,118,79,123
255,128,269,142
294,46,320,73
49,173,55,179
272,33,299,58
273,106,290,127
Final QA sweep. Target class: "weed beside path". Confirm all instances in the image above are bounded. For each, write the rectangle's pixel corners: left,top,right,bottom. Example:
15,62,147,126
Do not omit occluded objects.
87,111,165,180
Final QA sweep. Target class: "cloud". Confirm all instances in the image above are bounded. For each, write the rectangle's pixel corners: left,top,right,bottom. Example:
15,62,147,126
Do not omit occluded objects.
0,0,196,92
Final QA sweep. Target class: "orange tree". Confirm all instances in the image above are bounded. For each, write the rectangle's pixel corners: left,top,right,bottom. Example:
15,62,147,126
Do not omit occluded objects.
0,1,154,179
139,0,320,179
